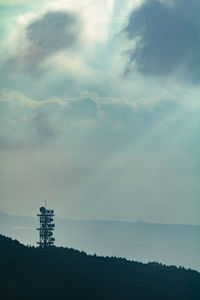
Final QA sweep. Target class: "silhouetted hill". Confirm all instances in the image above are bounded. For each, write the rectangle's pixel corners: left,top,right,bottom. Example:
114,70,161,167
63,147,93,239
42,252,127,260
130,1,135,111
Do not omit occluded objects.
1,212,200,271
0,235,200,300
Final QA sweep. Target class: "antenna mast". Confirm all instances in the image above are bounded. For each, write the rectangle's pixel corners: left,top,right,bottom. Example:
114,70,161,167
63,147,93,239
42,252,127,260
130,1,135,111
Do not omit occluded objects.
37,205,55,249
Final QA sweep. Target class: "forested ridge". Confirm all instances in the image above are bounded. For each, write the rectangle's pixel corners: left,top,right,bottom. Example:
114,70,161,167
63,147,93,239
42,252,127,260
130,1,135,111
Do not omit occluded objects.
0,235,199,299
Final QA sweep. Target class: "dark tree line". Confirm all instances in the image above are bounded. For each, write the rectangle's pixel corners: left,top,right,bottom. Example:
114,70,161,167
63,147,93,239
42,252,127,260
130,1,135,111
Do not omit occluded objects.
0,235,199,299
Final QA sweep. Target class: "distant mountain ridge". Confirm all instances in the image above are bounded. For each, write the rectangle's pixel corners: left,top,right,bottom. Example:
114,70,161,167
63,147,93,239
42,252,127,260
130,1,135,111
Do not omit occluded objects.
0,212,200,271
0,234,200,300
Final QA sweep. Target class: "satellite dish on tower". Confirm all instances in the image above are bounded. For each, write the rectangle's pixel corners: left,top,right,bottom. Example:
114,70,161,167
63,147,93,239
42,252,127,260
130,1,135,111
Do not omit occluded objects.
40,207,46,214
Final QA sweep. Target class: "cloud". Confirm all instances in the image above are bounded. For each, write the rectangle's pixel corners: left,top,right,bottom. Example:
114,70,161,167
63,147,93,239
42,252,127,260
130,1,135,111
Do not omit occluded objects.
48,0,115,43
1,85,200,224
125,0,200,82
0,0,145,97
0,87,186,151
4,10,81,74
26,11,79,58
0,88,65,108
0,0,31,5
30,113,57,144
42,51,97,83
0,89,63,149
1,0,200,225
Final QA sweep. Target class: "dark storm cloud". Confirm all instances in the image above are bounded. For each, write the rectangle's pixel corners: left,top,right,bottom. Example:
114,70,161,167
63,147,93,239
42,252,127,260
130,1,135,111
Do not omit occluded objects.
125,0,200,81
4,10,80,75
26,11,78,60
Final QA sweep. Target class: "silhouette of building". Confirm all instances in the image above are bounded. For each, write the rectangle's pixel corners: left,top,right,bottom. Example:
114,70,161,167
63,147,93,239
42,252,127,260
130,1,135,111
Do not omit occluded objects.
37,205,55,249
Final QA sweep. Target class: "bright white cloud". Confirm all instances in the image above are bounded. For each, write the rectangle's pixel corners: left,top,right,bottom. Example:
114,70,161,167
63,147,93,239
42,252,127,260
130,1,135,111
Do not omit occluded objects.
42,51,98,83
48,0,115,43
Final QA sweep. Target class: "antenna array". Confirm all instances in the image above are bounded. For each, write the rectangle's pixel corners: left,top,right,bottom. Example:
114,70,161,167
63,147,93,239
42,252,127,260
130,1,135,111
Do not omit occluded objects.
37,206,55,249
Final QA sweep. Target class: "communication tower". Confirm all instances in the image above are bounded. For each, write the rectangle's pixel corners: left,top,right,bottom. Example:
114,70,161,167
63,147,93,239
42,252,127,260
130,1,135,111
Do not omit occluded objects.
37,205,55,249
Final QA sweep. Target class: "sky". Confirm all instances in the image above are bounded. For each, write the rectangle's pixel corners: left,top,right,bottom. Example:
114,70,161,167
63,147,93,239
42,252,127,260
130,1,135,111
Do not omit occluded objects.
0,0,200,225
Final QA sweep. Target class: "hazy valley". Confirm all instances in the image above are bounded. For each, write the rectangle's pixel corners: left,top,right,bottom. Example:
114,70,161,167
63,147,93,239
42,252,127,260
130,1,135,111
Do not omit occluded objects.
1,212,199,271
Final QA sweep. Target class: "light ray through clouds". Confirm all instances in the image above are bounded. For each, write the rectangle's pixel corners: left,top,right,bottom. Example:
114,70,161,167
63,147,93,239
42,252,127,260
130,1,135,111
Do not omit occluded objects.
0,0,200,225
